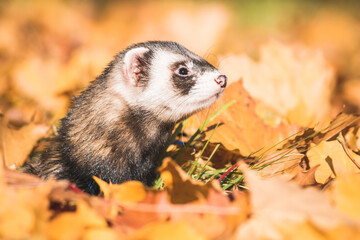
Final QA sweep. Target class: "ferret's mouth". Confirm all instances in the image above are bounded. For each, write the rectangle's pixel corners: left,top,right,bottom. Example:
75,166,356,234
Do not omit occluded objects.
197,91,223,106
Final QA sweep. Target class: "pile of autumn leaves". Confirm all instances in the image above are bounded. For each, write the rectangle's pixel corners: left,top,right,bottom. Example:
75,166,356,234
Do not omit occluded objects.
1,1,360,239
1,115,360,240
1,44,360,239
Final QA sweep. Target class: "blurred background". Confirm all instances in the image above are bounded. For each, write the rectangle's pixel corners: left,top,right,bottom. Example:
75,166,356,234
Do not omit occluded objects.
1,0,360,126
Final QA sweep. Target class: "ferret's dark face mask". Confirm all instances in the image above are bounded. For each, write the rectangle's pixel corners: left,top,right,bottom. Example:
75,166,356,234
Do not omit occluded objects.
117,46,227,122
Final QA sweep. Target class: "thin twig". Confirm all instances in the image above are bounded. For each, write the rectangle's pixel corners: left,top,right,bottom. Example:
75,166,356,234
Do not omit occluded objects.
218,162,240,183
337,133,360,170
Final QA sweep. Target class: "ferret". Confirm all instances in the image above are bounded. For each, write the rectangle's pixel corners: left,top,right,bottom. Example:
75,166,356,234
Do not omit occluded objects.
24,41,227,194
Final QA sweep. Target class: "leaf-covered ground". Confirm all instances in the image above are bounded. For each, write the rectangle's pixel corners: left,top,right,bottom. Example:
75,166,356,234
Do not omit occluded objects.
1,1,360,239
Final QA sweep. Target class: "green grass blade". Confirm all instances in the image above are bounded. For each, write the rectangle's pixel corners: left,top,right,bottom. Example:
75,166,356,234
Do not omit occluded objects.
196,143,220,180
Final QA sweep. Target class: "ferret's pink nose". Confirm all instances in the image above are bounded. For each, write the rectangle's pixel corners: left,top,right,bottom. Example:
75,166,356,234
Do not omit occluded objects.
215,75,227,88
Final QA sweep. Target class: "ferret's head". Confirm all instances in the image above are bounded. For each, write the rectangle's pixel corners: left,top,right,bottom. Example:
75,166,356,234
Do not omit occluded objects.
111,41,227,122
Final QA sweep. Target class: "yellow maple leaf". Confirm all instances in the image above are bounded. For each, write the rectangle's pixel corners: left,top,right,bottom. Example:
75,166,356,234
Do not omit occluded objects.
307,140,360,184
94,176,147,204
190,80,299,156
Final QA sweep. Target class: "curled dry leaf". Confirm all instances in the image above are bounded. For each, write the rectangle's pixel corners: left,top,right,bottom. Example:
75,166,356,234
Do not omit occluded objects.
220,41,335,127
307,140,360,184
290,165,320,187
312,113,360,144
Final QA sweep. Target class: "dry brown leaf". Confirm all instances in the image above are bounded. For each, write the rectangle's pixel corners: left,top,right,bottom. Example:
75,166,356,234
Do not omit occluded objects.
312,113,360,144
94,177,147,204
0,114,49,167
220,41,335,127
159,158,222,204
198,80,298,156
291,165,320,187
257,148,304,179
197,142,241,169
307,140,360,184
345,126,360,153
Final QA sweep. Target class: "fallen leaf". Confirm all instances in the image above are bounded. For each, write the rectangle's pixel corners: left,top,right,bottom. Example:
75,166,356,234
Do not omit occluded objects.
312,113,360,144
94,177,147,204
0,181,52,239
307,140,360,184
82,228,119,240
159,158,222,204
0,114,49,167
345,126,360,153
291,165,320,187
256,148,304,179
112,179,248,238
130,221,207,240
195,80,299,156
220,41,335,127
330,174,360,221
235,165,357,239
276,221,360,240
48,200,108,240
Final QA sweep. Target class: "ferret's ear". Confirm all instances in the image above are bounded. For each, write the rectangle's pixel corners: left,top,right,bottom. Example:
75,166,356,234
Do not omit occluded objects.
123,47,150,86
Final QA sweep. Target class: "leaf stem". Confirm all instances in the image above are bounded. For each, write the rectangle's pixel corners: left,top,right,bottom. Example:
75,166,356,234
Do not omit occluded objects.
337,133,360,170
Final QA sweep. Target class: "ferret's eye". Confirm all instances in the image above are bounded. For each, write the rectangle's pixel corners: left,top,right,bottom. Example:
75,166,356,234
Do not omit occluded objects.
177,67,189,76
